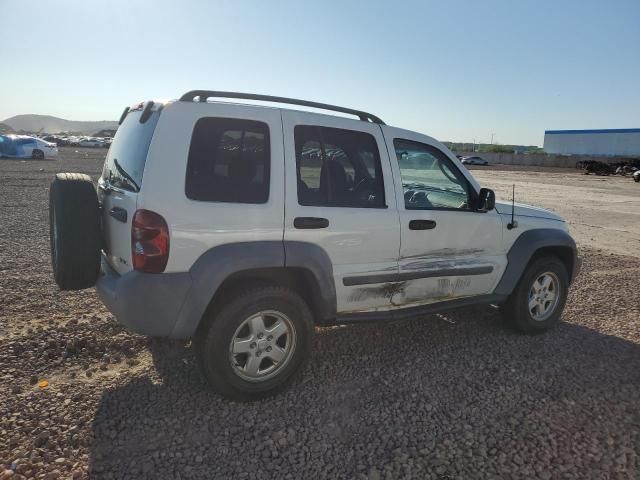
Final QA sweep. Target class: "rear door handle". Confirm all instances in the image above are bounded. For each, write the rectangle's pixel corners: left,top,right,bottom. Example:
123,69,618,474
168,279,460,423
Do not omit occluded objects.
109,207,128,223
409,219,436,230
294,217,329,229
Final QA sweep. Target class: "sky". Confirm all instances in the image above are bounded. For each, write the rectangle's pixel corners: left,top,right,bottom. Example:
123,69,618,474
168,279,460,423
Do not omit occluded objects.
1,0,638,146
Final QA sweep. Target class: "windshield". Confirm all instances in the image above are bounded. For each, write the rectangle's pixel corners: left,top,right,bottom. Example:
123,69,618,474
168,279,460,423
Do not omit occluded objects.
101,109,160,191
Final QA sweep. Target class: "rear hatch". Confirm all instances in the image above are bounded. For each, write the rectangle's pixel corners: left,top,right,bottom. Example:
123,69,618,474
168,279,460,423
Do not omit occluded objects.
98,103,161,274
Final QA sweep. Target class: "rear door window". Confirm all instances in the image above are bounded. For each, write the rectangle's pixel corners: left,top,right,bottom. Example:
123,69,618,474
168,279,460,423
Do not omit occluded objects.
102,109,160,191
295,125,385,208
185,118,270,204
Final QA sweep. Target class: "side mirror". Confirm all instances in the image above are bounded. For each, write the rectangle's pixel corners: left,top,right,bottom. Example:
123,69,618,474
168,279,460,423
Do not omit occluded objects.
477,188,495,211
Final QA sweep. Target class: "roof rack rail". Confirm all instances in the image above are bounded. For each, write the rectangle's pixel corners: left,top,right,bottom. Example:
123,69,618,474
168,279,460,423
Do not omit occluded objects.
179,90,385,125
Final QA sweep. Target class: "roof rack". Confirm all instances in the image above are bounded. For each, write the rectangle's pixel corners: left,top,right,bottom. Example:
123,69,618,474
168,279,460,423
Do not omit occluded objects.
179,90,385,125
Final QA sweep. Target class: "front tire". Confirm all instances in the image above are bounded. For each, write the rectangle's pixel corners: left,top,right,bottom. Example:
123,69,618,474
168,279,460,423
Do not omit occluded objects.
502,256,569,334
195,286,314,401
32,149,45,160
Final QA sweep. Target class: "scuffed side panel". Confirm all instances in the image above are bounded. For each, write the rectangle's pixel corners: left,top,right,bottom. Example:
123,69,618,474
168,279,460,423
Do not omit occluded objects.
394,275,487,308
394,251,507,309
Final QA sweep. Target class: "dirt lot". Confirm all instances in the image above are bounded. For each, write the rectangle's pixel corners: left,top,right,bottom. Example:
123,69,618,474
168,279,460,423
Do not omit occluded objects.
1,148,639,479
468,164,640,258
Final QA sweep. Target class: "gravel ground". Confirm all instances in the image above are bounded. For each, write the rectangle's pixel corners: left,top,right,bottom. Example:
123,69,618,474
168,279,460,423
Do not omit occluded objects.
469,164,640,258
1,149,639,479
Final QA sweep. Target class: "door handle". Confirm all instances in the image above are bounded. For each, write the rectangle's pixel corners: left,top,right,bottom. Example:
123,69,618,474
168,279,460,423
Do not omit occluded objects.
294,217,329,229
409,219,436,230
109,207,128,223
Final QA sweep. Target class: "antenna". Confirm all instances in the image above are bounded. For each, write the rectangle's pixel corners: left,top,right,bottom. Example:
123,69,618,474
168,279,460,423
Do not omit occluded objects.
507,184,518,230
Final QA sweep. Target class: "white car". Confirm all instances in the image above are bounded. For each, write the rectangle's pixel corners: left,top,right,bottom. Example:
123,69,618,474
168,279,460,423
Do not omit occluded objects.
78,138,104,148
0,135,58,159
49,91,580,400
461,156,489,166
633,170,640,183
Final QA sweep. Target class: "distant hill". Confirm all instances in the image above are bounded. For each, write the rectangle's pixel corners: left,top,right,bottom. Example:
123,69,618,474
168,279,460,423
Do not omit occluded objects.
2,114,118,135
0,122,13,134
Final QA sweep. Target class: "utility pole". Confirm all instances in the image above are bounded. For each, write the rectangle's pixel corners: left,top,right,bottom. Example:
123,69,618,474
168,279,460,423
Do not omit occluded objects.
490,133,496,145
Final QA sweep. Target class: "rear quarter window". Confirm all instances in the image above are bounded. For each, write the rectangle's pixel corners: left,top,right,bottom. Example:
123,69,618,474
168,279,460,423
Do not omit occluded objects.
185,117,270,204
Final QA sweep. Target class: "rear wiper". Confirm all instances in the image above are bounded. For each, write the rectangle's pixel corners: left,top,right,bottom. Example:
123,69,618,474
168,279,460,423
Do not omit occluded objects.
113,158,140,192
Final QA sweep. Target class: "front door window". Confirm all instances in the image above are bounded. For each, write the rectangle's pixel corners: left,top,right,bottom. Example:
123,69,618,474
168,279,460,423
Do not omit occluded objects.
394,139,470,210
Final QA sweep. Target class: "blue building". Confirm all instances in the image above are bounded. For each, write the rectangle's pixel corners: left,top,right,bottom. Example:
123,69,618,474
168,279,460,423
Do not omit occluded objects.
544,129,640,156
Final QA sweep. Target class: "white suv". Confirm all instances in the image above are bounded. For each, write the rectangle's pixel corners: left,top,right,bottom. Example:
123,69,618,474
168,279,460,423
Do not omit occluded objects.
49,91,580,400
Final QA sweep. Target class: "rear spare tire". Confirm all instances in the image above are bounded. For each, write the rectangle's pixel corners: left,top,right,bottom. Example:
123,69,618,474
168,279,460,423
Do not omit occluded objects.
49,173,101,290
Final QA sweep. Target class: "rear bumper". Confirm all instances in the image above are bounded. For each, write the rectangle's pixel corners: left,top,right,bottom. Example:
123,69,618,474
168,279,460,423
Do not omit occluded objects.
96,257,192,337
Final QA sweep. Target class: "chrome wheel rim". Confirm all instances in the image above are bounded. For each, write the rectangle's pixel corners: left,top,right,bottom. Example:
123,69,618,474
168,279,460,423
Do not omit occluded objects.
528,272,561,321
229,310,296,382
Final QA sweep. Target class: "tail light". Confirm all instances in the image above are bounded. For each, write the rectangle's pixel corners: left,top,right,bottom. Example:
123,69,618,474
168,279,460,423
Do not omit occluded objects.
131,209,169,273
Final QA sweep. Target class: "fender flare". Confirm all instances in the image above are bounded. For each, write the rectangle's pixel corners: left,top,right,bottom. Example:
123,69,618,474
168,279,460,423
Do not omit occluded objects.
493,228,578,296
169,241,336,339
284,241,336,321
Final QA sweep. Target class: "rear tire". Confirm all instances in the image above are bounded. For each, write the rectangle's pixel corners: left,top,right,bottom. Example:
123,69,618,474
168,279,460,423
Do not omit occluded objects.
32,149,44,160
195,285,314,401
502,256,569,334
49,173,102,290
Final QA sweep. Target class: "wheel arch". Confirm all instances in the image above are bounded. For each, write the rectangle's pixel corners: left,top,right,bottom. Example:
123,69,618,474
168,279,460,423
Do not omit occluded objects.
169,241,336,339
196,266,332,334
494,228,578,296
530,245,575,281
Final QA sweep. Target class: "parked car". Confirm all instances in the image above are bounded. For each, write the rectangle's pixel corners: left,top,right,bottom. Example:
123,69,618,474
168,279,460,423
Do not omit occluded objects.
49,91,580,400
633,170,640,183
0,134,58,159
461,156,489,166
46,136,71,147
78,137,104,148
64,136,81,147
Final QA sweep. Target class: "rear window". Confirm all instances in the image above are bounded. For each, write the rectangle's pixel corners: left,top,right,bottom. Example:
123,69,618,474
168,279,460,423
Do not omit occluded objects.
101,109,160,191
185,117,270,203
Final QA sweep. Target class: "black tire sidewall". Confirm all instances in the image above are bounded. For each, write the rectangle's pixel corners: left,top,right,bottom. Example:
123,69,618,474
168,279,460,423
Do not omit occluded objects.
49,173,101,290
508,257,569,334
197,286,313,401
